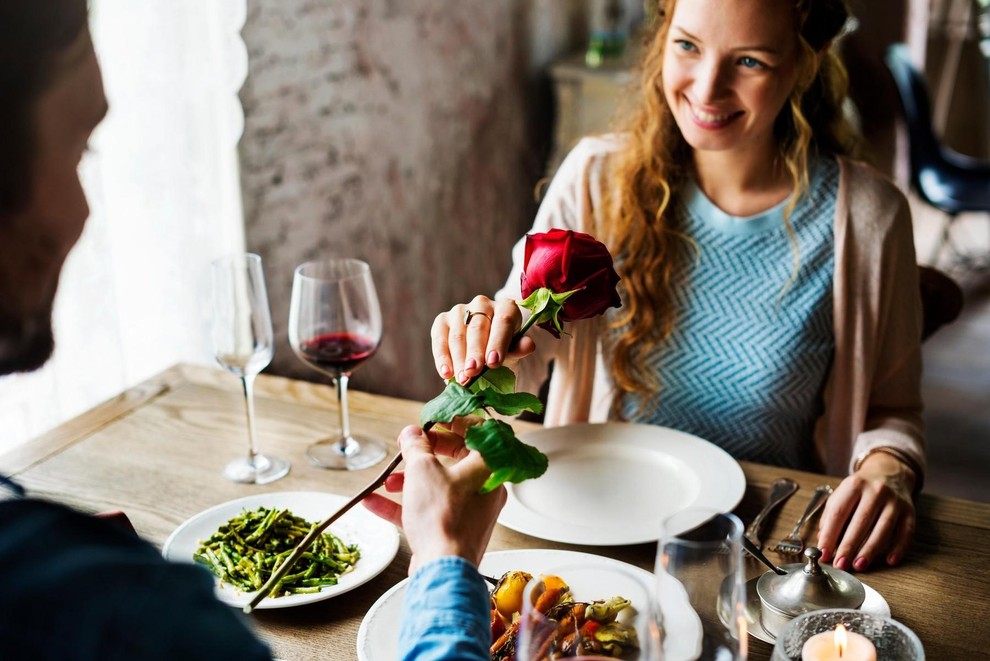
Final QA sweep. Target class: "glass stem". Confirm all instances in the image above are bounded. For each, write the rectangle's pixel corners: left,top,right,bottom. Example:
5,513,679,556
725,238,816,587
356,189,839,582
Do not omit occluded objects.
336,373,351,451
241,374,260,465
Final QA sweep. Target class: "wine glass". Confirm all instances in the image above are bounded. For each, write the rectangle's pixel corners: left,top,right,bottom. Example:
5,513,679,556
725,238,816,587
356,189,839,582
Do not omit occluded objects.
516,562,661,660
211,253,290,484
288,258,387,470
655,508,748,660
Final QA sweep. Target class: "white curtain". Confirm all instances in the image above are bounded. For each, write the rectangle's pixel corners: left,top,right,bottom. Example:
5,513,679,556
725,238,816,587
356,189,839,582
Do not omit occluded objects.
0,1,249,454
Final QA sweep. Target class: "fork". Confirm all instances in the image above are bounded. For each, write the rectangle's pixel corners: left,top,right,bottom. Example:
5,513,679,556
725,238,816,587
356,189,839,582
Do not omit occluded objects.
770,484,833,555
744,477,799,550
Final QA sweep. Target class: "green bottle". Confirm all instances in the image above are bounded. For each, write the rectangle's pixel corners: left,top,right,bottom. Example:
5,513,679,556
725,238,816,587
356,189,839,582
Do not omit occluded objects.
586,0,627,67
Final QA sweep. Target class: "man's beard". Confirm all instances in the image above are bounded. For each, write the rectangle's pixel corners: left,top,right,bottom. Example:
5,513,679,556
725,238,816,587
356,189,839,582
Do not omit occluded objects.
0,308,55,376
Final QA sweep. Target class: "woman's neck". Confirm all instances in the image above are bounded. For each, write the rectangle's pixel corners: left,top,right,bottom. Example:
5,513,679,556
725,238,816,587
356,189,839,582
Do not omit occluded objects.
691,147,794,217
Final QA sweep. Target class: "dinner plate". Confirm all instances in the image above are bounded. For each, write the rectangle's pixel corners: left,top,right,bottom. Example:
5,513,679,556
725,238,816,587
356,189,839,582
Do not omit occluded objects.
356,548,679,661
737,576,891,644
498,422,746,545
162,491,399,609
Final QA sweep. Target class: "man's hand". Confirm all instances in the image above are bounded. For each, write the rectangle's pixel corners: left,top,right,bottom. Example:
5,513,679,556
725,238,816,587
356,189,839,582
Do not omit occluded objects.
363,425,507,573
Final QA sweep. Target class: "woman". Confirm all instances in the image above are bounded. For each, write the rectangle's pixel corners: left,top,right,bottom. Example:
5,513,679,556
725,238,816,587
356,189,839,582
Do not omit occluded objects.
433,0,922,573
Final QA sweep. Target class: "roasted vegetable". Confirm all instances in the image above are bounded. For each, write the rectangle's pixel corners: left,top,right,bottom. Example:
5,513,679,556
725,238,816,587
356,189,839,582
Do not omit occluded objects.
492,570,533,619
488,570,639,660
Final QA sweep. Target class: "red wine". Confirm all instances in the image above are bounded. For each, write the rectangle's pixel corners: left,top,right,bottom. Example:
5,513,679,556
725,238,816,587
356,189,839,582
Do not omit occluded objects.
297,332,377,374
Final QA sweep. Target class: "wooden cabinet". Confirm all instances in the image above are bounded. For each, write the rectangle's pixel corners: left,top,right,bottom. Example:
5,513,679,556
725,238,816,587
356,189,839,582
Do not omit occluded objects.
547,51,636,175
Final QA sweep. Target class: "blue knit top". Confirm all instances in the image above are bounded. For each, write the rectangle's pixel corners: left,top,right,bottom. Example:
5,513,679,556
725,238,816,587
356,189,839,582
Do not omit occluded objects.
613,157,839,469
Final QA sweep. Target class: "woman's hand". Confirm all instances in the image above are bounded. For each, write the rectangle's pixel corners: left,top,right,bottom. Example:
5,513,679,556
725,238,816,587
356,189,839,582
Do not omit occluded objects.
431,295,536,385
816,452,917,572
363,425,507,573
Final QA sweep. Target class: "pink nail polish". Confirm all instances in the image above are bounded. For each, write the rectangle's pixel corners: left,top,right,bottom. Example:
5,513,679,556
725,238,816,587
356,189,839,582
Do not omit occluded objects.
439,364,452,378
819,546,830,561
487,350,500,365
465,358,477,371
887,553,900,565
834,556,847,570
853,556,869,571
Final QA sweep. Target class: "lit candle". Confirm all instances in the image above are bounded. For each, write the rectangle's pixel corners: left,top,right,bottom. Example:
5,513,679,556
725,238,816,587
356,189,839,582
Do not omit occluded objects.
801,623,877,661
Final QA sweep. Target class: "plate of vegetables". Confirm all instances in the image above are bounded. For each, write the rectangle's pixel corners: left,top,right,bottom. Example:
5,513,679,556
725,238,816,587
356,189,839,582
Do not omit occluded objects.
162,491,399,609
356,548,660,660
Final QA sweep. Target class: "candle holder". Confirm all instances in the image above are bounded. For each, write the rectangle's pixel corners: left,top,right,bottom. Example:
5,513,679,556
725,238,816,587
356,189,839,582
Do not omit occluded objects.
770,609,924,661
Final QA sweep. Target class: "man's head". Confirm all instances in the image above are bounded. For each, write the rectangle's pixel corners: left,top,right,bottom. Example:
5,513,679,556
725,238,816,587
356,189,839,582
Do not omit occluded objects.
0,1,107,374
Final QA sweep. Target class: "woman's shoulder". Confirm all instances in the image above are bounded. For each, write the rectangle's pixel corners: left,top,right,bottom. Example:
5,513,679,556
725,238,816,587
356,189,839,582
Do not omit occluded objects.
835,156,914,250
559,133,629,169
571,133,629,156
836,156,909,211
552,133,629,189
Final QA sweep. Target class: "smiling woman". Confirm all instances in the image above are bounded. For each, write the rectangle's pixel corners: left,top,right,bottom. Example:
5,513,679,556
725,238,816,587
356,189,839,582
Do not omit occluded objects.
0,1,250,453
433,0,926,582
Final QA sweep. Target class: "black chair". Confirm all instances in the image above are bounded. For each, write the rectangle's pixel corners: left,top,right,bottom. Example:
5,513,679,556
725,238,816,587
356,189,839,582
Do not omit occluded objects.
918,264,964,341
884,43,990,268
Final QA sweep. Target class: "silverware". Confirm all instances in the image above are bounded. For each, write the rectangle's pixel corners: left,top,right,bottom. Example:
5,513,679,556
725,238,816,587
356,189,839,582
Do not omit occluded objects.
745,477,798,550
742,535,787,575
770,484,833,555
243,452,404,613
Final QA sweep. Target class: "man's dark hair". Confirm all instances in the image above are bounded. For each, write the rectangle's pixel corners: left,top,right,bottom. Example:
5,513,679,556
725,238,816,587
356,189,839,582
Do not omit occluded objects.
0,1,89,216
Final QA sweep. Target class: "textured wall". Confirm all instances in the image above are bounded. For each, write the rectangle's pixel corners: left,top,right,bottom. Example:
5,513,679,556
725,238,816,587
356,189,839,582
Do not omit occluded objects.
239,1,588,401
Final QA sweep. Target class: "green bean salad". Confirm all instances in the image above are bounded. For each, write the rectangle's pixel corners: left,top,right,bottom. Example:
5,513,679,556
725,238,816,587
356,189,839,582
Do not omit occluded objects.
194,506,360,597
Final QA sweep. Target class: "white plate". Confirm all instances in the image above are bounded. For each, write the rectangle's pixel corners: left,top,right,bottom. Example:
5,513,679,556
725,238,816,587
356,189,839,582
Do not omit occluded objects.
356,548,667,661
739,576,891,644
498,422,746,545
162,491,399,609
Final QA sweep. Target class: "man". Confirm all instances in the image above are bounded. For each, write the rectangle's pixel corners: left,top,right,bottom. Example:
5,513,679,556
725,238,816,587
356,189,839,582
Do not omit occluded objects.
0,4,273,658
0,3,500,659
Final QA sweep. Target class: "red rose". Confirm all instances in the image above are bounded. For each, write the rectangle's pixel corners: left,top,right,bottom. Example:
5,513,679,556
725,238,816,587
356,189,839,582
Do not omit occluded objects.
520,229,621,336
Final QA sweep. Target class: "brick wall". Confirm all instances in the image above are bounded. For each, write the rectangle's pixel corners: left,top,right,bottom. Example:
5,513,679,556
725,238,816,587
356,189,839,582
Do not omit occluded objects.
239,0,587,401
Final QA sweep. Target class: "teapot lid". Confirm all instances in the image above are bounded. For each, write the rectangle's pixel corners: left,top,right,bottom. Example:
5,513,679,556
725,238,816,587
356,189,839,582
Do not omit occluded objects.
756,547,866,616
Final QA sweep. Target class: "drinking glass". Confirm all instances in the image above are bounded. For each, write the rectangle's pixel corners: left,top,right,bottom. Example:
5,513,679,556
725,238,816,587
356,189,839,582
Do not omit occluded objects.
516,562,661,661
655,509,748,660
288,258,386,470
211,253,289,484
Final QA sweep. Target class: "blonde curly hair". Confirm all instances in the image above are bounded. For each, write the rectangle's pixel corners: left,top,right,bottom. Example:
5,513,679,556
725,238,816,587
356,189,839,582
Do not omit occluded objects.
601,0,861,412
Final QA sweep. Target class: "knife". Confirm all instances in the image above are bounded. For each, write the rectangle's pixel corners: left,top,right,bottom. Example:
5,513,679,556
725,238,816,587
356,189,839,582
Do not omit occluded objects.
744,477,799,551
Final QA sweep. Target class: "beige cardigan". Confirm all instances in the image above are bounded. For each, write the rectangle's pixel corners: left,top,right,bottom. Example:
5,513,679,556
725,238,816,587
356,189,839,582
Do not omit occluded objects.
498,136,925,482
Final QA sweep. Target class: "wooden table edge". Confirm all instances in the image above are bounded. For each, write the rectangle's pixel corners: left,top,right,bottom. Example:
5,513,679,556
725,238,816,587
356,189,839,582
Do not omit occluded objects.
4,362,989,533
0,364,191,475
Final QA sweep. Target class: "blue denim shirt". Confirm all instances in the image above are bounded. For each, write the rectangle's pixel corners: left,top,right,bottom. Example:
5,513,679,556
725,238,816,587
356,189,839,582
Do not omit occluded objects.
398,556,490,661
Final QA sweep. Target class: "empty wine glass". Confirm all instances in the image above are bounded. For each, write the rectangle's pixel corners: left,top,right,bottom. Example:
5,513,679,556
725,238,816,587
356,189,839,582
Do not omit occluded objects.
288,258,386,470
516,562,661,660
211,253,290,484
655,509,748,660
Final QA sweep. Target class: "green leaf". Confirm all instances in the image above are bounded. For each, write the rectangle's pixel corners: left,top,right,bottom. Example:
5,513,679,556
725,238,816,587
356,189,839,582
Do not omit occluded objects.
468,366,516,394
479,390,544,417
419,382,483,425
550,288,581,306
465,419,548,493
518,288,552,320
519,286,583,333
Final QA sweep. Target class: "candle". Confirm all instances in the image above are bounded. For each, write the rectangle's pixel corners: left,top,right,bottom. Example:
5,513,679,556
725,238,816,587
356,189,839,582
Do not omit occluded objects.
801,623,877,661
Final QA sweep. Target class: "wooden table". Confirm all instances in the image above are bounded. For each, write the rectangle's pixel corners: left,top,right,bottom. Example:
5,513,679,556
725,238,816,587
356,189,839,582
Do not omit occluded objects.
3,363,989,660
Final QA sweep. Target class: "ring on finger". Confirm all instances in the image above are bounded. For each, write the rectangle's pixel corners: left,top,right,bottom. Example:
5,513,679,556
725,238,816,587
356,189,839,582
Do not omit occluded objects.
463,309,493,325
